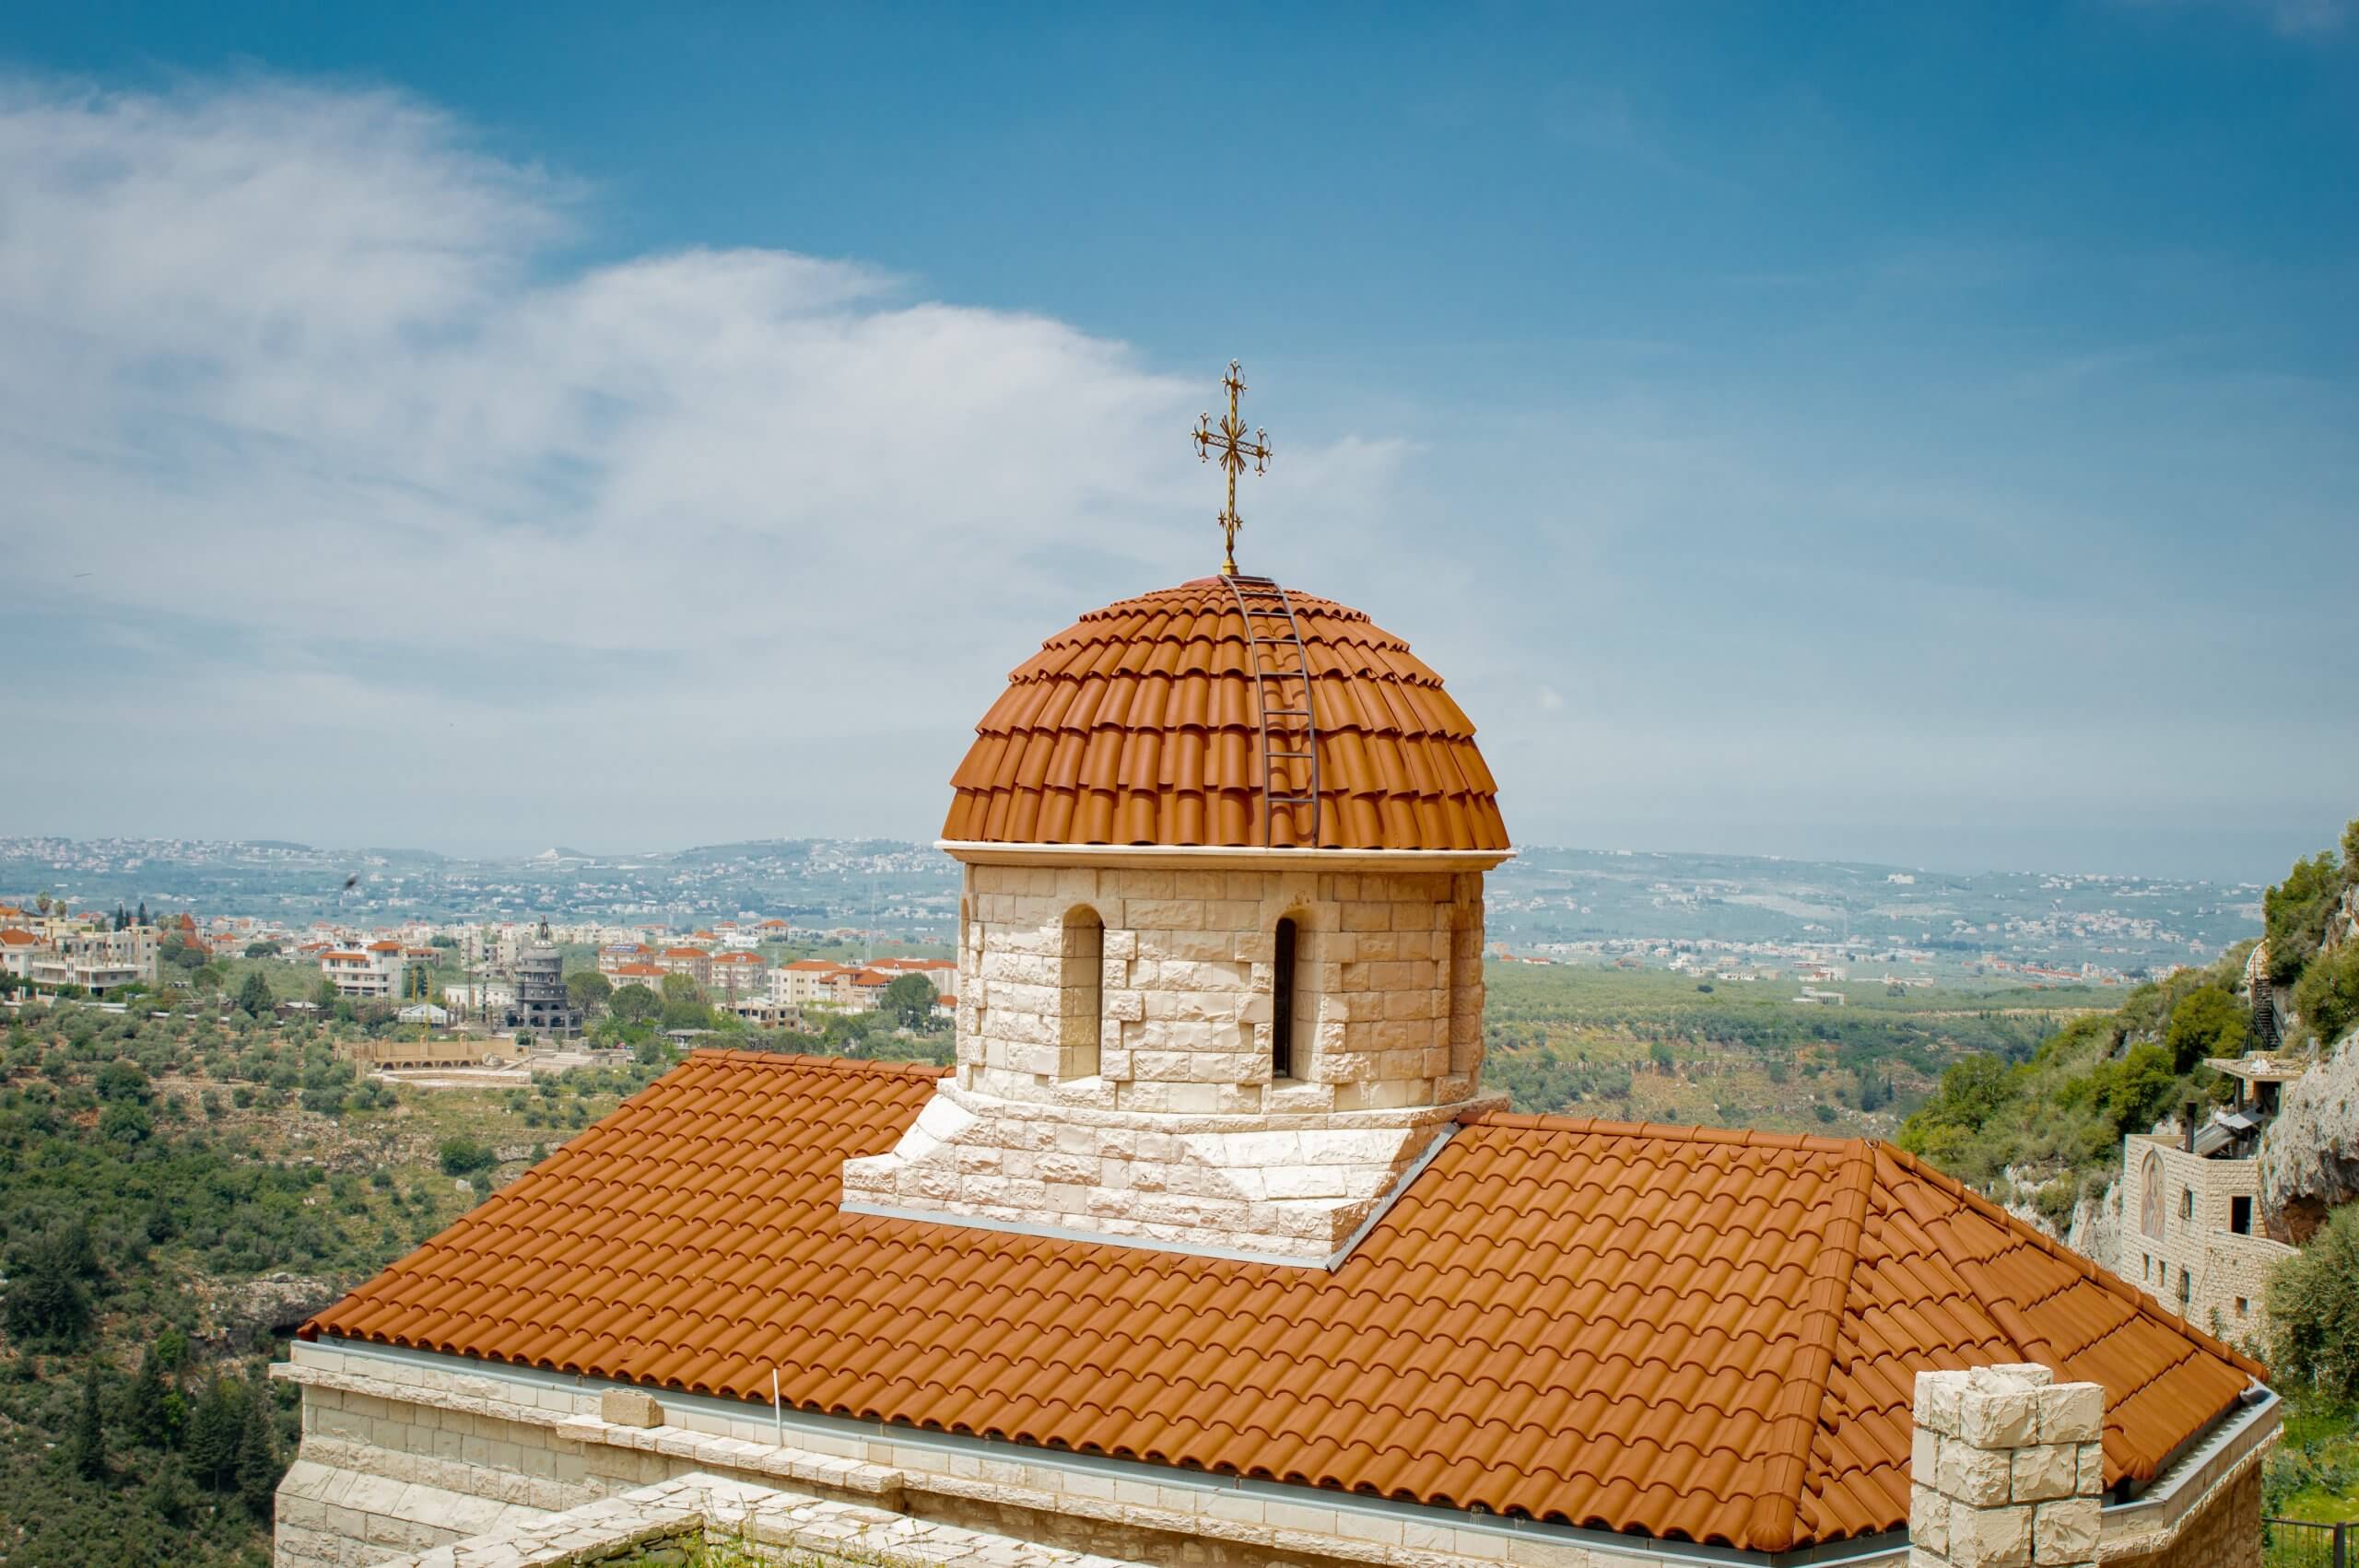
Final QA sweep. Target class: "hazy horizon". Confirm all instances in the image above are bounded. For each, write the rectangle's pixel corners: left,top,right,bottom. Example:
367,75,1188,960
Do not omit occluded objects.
1,818,2330,888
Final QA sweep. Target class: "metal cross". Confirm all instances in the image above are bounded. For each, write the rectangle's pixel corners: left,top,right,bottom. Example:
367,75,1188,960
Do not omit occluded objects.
1192,359,1273,576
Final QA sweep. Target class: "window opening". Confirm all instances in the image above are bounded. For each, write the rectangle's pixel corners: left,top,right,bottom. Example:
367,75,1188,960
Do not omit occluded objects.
1060,907,1104,1080
1272,917,1298,1080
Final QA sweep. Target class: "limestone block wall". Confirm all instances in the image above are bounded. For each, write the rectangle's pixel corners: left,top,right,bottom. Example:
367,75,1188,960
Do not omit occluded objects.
2118,1138,2294,1343
284,1341,2273,1568
1908,1362,2272,1568
841,857,1498,1262
274,1340,1684,1568
950,860,1487,1117
1911,1363,2106,1568
2108,1465,2261,1568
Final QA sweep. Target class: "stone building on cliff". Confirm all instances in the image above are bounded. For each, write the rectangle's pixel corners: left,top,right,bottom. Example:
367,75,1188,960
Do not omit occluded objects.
273,373,2278,1568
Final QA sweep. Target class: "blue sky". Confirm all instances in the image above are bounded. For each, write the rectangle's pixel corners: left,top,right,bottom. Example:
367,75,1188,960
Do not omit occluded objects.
1,3,2352,880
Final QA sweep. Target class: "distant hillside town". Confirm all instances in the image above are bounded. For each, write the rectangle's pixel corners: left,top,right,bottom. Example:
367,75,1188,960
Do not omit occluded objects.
0,835,2264,991
0,895,953,1038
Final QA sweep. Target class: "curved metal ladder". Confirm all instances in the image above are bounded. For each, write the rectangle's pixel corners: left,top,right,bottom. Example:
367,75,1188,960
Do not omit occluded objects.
1222,574,1322,848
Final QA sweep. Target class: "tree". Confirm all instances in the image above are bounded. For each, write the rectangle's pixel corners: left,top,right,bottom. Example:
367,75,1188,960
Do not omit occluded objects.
4,1223,98,1348
244,941,281,959
185,1379,241,1491
2291,940,2359,1049
2163,985,2246,1072
1928,1054,2011,1130
100,1097,155,1145
314,975,339,1009
659,972,712,1031
236,1375,280,1518
96,1058,151,1102
566,969,613,1017
191,962,225,994
236,969,276,1018
879,973,939,1029
71,1356,107,1480
2090,1044,2179,1134
610,982,662,1024
126,1350,182,1449
437,1136,497,1176
2263,846,2349,984
2270,1204,2359,1402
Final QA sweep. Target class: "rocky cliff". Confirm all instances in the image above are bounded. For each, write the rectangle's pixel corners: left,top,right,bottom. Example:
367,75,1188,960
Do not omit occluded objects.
2259,1030,2359,1242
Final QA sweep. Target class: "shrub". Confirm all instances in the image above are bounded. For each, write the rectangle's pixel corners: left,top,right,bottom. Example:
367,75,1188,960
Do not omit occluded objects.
2162,985,2246,1072
2291,940,2359,1048
2269,1205,2359,1402
436,1137,497,1177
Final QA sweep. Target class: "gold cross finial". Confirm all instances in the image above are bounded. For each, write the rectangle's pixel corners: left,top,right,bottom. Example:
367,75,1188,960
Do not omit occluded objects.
1192,359,1272,576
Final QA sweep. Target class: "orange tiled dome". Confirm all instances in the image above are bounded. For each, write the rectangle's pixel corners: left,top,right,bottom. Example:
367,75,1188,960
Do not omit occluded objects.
943,579,1508,849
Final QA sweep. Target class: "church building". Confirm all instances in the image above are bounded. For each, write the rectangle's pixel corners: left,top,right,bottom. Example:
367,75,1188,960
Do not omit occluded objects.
274,367,2276,1568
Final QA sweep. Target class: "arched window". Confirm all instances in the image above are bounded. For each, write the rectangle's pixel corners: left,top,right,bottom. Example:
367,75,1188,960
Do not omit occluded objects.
1060,907,1104,1080
1272,917,1300,1080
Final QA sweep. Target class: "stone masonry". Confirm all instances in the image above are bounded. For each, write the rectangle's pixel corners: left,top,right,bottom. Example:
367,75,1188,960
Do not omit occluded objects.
2118,1137,2294,1348
841,854,1505,1263
273,1340,1620,1568
280,1340,2275,1568
1911,1363,2105,1568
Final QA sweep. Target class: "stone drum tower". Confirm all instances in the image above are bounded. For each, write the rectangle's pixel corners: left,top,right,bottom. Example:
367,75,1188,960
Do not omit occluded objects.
842,560,1514,1265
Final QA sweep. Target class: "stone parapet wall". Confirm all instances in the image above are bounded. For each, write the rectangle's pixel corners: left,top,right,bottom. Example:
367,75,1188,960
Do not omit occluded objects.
375,1472,1156,1568
2104,1465,2260,1568
274,1340,1726,1568
283,1340,2274,1568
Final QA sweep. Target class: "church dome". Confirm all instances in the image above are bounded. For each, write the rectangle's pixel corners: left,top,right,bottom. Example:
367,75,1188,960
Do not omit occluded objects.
943,578,1508,850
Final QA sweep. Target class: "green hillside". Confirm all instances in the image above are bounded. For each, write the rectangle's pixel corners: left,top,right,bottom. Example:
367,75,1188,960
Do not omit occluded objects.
1896,817,2358,1224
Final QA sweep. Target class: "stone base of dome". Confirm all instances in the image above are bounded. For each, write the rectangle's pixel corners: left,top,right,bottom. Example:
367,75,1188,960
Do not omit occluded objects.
839,1079,1506,1267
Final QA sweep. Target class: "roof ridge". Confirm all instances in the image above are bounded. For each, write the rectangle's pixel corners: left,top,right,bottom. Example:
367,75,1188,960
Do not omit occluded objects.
1745,1140,1876,1552
1877,1142,2268,1382
682,1048,949,1079
1459,1107,1859,1156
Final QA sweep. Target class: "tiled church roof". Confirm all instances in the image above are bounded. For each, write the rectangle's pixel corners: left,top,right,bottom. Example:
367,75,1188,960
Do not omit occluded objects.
302,1051,2261,1551
941,579,1508,850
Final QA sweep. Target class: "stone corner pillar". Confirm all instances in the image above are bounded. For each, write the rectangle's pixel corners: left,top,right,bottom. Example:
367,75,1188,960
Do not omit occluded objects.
1911,1363,2105,1568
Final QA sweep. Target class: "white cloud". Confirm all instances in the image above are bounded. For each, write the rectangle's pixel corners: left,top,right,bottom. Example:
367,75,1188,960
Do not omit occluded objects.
0,76,1403,848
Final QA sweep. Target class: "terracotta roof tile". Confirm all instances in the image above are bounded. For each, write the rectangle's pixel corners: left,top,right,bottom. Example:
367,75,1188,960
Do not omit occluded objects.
943,579,1507,850
302,1055,2259,1550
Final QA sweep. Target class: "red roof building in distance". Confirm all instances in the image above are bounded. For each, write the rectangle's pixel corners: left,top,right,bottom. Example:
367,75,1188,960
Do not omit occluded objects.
707,951,766,997
283,364,2274,1568
596,943,655,981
